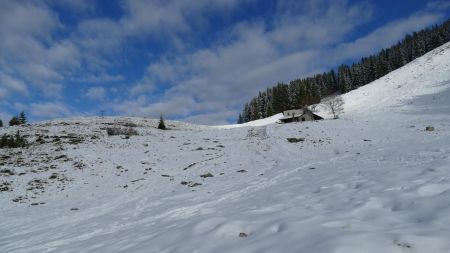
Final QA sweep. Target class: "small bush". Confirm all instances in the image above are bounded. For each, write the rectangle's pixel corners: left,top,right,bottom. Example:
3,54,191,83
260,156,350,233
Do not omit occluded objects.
0,131,28,148
200,173,214,178
106,127,138,136
158,114,166,130
9,116,20,126
287,137,305,143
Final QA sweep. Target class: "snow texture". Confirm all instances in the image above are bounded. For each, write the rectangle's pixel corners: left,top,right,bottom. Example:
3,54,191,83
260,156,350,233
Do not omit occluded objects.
1,42,450,253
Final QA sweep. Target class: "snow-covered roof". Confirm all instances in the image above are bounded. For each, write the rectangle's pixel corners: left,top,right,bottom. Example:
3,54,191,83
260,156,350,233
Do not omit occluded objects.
280,108,321,120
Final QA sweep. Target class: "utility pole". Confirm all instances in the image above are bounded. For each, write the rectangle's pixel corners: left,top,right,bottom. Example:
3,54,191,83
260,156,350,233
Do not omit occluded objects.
100,110,105,118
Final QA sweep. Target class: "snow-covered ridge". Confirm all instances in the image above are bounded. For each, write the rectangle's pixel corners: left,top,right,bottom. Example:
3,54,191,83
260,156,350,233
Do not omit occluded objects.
32,116,210,130
1,42,450,253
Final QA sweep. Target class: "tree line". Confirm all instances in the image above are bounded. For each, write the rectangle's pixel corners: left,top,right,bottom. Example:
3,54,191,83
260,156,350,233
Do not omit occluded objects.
238,19,450,123
0,111,27,127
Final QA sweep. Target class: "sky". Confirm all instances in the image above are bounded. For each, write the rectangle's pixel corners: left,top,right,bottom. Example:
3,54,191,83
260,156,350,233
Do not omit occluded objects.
0,0,449,125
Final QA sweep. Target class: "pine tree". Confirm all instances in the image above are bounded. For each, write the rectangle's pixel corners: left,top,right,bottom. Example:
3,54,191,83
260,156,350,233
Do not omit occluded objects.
18,111,26,125
0,131,27,148
237,113,244,124
0,134,7,147
158,114,166,130
9,116,20,126
0,119,3,127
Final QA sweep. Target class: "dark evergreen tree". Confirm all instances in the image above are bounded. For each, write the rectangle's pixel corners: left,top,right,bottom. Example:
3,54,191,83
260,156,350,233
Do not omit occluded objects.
0,131,28,148
237,113,244,124
0,134,7,147
0,119,3,127
14,130,27,147
9,116,20,126
158,114,166,130
18,111,26,125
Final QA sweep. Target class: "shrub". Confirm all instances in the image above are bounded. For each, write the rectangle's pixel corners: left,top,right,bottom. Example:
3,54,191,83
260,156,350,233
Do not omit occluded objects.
18,111,27,125
106,127,138,136
0,131,28,148
287,137,305,143
9,116,20,126
158,114,166,130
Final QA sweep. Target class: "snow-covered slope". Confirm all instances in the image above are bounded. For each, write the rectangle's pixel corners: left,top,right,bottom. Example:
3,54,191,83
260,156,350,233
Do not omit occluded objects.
214,113,284,128
343,42,450,117
1,42,450,253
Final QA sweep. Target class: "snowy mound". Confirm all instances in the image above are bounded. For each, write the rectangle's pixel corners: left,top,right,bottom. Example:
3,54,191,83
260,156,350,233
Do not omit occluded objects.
1,43,450,253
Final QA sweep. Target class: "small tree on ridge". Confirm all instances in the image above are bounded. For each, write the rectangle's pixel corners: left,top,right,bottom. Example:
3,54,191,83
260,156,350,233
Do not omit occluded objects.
9,116,20,126
18,111,26,125
158,114,166,130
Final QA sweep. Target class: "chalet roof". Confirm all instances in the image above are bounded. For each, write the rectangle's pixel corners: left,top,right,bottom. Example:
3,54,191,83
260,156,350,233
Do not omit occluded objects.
281,109,304,118
279,108,323,120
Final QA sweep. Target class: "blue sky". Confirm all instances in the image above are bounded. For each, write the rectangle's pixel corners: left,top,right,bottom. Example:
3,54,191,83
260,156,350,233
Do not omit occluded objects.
0,0,449,125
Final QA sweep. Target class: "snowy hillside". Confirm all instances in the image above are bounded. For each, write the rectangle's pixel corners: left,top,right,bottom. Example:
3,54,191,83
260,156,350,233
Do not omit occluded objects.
214,113,284,129
1,42,450,253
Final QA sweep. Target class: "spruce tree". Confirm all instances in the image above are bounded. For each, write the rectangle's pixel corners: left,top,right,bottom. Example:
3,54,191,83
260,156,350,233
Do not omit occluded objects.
0,119,3,127
14,130,27,147
0,134,7,147
158,114,166,130
9,116,20,126
18,111,26,125
237,113,244,124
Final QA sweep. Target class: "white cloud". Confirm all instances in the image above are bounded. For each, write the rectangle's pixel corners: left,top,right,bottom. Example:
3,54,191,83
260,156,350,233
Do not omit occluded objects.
0,111,12,124
183,110,238,125
0,72,29,99
120,0,243,38
426,0,450,11
330,12,445,63
0,1,69,98
76,73,124,83
112,95,196,118
269,0,373,49
13,102,28,112
48,0,95,12
29,102,73,120
130,82,154,97
47,41,81,71
86,86,107,100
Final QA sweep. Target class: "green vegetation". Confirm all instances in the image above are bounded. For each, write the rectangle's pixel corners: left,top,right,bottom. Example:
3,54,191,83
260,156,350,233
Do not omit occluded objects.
0,131,28,148
158,114,166,130
9,111,27,126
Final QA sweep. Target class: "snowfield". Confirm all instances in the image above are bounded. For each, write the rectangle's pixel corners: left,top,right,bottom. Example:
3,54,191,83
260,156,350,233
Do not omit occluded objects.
1,42,450,253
